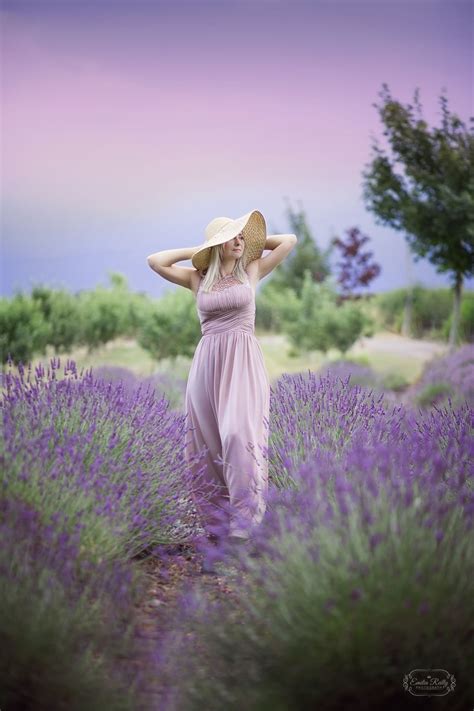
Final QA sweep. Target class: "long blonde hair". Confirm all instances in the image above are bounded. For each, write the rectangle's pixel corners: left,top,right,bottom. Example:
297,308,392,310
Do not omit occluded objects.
199,242,248,293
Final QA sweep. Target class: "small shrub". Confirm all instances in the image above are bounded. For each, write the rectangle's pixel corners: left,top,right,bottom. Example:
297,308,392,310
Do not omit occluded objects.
416,382,453,408
380,372,410,392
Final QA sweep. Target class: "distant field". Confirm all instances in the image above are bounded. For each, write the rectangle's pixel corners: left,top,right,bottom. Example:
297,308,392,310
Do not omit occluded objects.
258,330,448,383
7,329,449,388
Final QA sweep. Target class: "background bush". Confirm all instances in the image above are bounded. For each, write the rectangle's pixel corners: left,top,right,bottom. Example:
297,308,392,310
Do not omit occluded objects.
137,288,202,361
283,272,374,356
0,293,49,365
373,285,472,340
1,278,473,368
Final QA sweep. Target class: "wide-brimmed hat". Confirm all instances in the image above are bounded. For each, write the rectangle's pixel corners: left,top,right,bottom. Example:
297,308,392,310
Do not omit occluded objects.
192,209,266,272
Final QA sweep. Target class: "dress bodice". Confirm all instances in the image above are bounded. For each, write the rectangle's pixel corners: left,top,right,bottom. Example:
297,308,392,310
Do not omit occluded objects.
196,271,256,336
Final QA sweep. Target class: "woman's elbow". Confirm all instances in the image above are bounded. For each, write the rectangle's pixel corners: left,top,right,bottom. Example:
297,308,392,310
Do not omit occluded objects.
147,255,162,272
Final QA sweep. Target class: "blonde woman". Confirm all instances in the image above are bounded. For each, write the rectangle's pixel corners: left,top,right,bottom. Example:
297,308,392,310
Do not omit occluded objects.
147,209,297,572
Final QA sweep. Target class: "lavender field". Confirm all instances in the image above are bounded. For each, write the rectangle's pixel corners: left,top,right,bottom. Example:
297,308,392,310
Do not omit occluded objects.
1,346,473,710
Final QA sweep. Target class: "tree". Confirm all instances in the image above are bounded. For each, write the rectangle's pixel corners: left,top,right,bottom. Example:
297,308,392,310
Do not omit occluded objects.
137,289,202,362
77,286,131,353
361,84,474,348
108,272,129,291
331,227,381,300
30,285,80,353
0,293,48,365
284,270,373,356
266,199,333,297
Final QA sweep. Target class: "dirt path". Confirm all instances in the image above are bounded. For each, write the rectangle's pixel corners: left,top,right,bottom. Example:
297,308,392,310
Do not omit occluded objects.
258,330,448,362
350,331,448,360
127,543,243,708
256,329,449,385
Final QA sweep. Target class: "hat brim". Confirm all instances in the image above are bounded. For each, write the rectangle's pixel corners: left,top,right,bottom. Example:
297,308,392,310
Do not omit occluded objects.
192,209,266,272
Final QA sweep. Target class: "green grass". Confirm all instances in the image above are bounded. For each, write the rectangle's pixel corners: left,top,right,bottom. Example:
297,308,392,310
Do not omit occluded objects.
4,329,443,390
42,340,157,377
355,350,425,381
256,330,436,385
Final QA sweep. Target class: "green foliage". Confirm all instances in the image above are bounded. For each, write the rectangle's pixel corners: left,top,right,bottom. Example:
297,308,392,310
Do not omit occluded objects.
0,293,49,365
1,272,203,365
0,572,137,711
30,285,81,353
380,372,410,392
284,271,373,355
126,291,154,337
137,288,202,361
68,273,132,349
362,84,474,345
442,290,474,342
171,504,474,710
375,285,453,336
375,288,414,331
415,382,453,408
266,202,333,298
104,272,150,339
255,281,301,332
374,286,474,340
76,287,130,352
362,85,474,283
75,273,150,351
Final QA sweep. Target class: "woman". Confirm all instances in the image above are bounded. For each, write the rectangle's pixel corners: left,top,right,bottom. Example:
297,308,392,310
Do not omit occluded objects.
147,209,297,567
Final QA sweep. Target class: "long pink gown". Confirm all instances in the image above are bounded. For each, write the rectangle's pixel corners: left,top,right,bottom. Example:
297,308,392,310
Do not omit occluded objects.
184,269,271,540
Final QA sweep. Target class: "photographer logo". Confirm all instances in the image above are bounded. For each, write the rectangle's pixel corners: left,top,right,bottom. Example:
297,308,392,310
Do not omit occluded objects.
403,669,456,697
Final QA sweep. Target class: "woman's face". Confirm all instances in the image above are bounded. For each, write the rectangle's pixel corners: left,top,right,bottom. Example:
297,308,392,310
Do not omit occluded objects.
221,231,245,259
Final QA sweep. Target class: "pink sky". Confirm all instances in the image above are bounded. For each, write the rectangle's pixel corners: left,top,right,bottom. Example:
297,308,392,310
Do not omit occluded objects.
1,0,472,296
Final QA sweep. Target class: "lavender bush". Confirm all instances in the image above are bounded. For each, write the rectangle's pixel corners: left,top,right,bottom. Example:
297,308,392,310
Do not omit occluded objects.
0,355,211,709
0,494,149,709
318,359,383,390
1,356,204,561
151,371,474,710
93,365,187,412
408,343,474,409
319,358,409,398
2,349,472,709
266,369,405,489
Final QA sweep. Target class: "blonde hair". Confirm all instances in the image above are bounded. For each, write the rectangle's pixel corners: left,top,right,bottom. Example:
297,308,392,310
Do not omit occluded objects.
199,240,248,293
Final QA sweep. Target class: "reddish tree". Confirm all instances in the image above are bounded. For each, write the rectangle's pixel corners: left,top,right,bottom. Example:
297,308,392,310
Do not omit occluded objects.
331,227,381,300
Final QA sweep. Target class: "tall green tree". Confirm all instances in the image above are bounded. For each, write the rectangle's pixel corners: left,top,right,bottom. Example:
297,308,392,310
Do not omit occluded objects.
267,199,333,297
362,83,474,348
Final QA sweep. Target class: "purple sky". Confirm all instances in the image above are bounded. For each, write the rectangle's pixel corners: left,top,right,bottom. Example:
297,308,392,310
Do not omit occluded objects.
1,0,472,298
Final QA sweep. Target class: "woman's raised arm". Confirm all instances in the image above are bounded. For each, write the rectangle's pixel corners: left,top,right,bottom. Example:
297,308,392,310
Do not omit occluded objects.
146,246,201,290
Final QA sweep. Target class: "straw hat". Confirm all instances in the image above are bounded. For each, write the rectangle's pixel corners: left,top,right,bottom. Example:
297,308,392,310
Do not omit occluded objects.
192,209,266,272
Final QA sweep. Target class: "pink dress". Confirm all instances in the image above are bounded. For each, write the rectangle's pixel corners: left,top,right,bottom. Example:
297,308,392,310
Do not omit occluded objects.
184,270,271,539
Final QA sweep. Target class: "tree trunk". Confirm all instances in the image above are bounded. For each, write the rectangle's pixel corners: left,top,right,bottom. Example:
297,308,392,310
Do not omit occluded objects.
401,288,413,337
448,273,463,351
402,241,414,338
